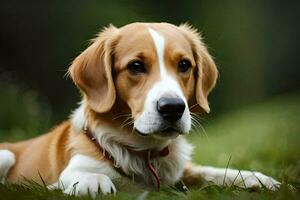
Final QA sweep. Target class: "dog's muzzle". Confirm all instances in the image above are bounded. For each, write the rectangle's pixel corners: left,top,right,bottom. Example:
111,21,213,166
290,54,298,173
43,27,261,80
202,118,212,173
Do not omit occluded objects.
134,97,189,137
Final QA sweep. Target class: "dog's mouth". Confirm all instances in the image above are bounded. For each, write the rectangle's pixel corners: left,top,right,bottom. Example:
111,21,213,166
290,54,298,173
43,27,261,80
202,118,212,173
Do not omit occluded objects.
135,128,148,136
135,127,181,138
161,127,178,134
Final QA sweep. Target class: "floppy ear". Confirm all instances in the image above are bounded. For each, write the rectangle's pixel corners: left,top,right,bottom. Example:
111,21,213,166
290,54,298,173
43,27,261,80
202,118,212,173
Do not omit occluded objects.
69,25,119,113
179,24,218,113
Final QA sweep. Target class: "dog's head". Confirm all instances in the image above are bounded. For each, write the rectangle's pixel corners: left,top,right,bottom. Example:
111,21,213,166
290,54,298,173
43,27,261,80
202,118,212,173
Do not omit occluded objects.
69,23,217,140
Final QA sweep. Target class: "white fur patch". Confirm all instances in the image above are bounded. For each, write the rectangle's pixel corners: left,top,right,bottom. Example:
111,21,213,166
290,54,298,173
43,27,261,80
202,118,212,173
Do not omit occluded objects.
70,102,86,131
0,150,15,183
148,28,166,77
55,154,119,196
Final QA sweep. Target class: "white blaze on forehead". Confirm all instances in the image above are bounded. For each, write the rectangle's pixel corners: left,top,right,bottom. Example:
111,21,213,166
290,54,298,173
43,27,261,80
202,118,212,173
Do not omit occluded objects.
148,28,167,78
147,27,185,99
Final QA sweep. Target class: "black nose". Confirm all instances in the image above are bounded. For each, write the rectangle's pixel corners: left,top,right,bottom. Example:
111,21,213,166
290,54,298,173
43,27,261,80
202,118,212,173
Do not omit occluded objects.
157,97,186,122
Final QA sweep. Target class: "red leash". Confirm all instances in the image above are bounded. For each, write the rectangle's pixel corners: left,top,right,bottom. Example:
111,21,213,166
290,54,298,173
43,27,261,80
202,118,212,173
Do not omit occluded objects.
147,150,161,192
147,161,161,191
146,147,169,191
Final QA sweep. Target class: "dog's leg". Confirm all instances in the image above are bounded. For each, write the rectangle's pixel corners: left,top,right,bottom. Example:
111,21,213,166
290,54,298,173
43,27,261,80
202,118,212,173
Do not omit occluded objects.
0,150,16,183
183,162,280,190
51,154,120,196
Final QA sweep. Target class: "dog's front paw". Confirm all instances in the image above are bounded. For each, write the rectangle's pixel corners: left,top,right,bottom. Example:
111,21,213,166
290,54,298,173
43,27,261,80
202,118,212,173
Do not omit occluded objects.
242,171,280,190
63,173,116,196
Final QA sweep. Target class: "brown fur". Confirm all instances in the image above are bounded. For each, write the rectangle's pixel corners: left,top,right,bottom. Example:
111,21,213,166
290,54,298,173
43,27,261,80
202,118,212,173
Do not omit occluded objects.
1,122,71,183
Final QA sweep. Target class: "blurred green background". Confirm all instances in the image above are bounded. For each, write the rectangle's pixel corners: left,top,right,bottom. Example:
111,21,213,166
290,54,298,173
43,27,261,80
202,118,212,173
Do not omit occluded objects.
0,0,300,192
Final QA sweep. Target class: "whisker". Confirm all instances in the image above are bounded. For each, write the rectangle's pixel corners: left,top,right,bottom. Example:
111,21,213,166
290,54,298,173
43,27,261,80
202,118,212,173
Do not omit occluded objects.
198,123,208,138
121,120,134,130
122,117,132,124
191,112,209,124
191,117,200,131
112,113,131,121
189,104,212,125
189,103,198,109
191,118,202,133
191,114,208,138
191,115,202,127
120,116,134,130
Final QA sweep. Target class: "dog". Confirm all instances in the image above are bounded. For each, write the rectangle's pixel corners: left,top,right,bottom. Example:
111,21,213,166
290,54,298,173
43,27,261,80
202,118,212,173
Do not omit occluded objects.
0,22,279,196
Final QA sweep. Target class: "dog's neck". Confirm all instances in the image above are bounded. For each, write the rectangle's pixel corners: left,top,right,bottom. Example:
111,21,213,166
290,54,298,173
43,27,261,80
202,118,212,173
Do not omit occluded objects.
70,103,193,185
83,124,170,191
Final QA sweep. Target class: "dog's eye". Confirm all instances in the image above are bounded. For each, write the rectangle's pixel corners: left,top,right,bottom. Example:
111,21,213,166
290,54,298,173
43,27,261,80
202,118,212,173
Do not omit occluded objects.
127,61,146,74
178,59,192,73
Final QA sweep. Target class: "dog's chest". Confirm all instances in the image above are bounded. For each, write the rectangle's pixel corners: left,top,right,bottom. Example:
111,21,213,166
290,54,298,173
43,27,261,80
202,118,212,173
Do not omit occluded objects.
107,137,194,186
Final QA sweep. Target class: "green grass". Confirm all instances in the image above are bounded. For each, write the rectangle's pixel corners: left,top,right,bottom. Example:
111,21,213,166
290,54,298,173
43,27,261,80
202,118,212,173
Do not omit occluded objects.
0,87,299,199
190,93,300,185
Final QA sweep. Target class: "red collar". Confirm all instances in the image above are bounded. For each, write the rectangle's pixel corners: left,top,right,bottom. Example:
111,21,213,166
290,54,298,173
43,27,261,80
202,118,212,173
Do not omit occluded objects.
84,126,169,191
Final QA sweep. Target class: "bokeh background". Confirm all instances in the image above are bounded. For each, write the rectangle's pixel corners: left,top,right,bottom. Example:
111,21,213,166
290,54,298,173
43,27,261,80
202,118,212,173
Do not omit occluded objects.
0,0,299,186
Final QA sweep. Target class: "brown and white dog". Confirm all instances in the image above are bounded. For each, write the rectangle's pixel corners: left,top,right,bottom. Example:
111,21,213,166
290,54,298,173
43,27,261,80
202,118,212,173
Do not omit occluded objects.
0,22,279,196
